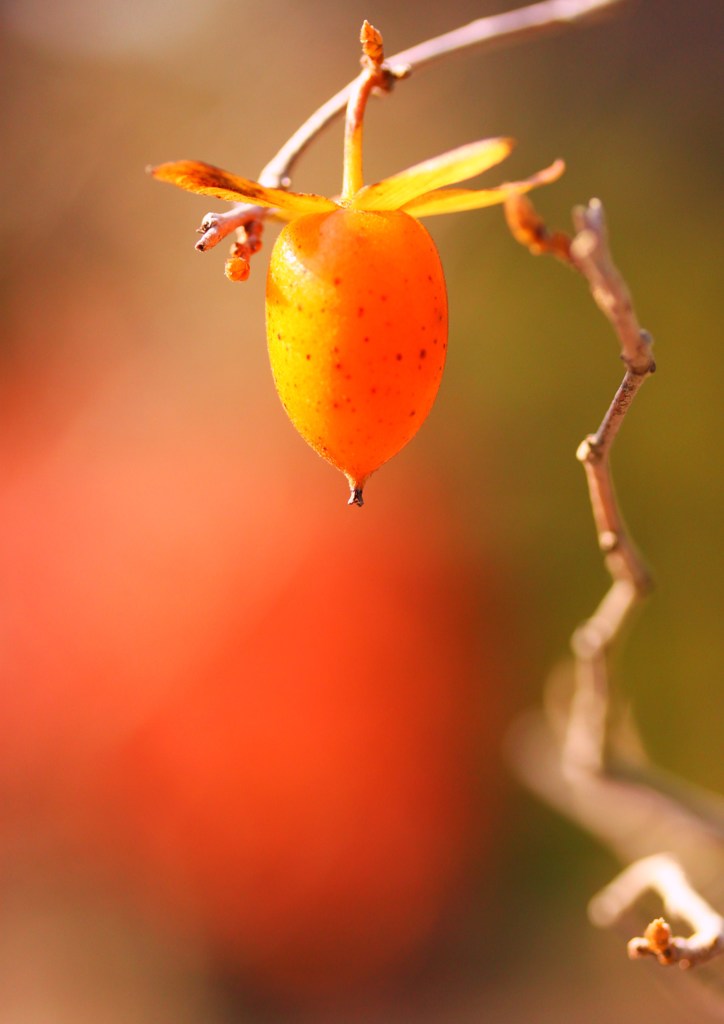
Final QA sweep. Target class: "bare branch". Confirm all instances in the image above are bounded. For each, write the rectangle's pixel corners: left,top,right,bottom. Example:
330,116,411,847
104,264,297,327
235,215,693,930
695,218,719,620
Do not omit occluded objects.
557,200,655,775
501,197,655,774
262,0,625,188
194,204,268,254
564,371,653,775
590,855,724,969
506,193,724,981
570,200,655,375
506,195,655,775
575,374,652,594
195,0,628,252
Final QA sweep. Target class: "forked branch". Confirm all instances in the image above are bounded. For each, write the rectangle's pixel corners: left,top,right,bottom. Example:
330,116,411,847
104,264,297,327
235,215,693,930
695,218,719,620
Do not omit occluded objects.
506,193,724,982
193,0,627,253
565,200,655,775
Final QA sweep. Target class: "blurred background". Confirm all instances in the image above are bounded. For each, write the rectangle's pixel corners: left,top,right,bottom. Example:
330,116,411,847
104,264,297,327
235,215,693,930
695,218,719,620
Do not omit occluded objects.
1,0,722,1020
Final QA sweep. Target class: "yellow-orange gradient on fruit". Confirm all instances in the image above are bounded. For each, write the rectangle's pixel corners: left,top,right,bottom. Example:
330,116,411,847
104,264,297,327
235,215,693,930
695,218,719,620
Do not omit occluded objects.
267,208,447,493
152,31,563,504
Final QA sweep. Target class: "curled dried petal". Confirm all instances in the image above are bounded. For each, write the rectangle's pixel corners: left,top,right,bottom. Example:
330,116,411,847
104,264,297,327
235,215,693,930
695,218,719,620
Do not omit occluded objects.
504,191,573,262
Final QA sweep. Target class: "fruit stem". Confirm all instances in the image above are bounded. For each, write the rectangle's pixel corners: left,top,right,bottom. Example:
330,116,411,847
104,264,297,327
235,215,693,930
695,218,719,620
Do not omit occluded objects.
341,22,387,203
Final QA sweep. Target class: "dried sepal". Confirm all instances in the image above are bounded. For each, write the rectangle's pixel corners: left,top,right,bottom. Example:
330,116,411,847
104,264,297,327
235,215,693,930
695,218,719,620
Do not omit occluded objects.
151,160,337,216
351,138,515,212
504,190,573,263
403,159,566,217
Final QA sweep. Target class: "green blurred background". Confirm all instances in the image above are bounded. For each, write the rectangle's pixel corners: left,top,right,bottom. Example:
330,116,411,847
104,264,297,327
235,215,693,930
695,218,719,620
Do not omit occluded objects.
1,0,722,1021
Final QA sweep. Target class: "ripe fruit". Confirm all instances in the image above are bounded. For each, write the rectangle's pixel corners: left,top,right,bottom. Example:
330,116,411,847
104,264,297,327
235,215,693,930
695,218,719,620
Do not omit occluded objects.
151,19,564,502
266,208,447,503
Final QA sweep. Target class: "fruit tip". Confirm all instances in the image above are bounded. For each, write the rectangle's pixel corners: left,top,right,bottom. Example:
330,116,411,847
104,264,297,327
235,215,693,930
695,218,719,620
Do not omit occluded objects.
347,485,365,508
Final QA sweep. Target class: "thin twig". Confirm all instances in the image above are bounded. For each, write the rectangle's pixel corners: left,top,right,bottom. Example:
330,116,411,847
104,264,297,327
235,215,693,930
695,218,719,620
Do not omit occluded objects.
505,196,655,773
563,202,654,774
262,0,626,188
564,375,652,772
194,0,628,252
531,197,656,765
506,194,724,981
570,199,655,375
590,854,724,969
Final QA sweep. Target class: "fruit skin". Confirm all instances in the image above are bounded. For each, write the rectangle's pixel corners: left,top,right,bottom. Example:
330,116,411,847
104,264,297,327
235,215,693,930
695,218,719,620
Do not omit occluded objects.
266,208,448,493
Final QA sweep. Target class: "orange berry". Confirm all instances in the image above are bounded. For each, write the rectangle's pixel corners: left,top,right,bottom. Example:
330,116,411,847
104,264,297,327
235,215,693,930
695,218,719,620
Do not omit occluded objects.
266,208,448,503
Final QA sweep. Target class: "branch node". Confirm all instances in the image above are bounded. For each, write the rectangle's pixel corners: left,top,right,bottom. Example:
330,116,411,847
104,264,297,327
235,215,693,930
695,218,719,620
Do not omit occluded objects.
504,193,574,263
386,62,413,81
194,205,269,254
598,529,618,553
576,434,601,464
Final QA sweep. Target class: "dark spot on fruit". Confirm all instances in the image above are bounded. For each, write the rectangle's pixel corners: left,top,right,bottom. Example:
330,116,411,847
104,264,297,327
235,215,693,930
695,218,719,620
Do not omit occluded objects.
410,410,416,417
363,335,370,343
333,276,342,286
395,353,402,361
357,307,365,317
420,348,427,358
305,353,311,360
335,362,342,370
370,387,377,394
